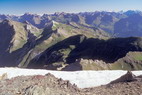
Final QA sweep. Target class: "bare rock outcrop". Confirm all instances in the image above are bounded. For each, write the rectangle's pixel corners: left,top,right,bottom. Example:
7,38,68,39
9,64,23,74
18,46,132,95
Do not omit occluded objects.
0,71,142,95
109,71,137,84
0,73,82,95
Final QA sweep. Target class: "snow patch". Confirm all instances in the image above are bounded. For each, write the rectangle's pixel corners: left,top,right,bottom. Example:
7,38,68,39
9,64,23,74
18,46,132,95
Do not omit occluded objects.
0,68,142,88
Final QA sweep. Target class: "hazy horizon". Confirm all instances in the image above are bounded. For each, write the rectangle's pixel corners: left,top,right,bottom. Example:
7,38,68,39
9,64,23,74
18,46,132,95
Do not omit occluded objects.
0,0,142,15
0,10,141,16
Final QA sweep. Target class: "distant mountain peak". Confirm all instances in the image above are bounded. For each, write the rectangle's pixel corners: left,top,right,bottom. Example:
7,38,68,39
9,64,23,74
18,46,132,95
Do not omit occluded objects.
23,12,36,15
54,12,66,15
124,10,142,16
22,13,40,18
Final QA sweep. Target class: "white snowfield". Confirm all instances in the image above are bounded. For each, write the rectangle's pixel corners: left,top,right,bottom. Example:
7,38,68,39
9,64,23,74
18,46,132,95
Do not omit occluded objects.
0,68,142,88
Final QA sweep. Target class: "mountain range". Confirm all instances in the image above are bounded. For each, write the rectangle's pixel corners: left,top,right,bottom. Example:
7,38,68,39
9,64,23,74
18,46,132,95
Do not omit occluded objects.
1,10,142,37
1,10,142,70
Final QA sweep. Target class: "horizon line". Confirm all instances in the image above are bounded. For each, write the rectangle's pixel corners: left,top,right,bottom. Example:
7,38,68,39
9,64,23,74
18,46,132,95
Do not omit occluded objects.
0,10,141,16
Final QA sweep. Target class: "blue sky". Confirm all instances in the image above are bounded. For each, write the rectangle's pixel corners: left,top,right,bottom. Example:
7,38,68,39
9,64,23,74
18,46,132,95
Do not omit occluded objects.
0,0,142,15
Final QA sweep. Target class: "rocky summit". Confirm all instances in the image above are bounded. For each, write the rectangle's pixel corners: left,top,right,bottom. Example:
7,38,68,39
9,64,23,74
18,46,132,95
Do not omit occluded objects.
0,71,142,95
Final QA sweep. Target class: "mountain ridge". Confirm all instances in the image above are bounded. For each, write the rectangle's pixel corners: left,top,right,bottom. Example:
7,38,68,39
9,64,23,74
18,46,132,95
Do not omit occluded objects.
0,19,109,68
1,10,142,37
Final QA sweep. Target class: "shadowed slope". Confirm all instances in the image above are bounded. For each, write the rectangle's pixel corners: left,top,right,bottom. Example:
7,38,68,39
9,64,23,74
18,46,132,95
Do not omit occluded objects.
29,35,142,69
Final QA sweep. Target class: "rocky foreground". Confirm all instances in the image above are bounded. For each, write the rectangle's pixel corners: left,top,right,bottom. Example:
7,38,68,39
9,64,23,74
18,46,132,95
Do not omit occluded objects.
0,71,142,95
